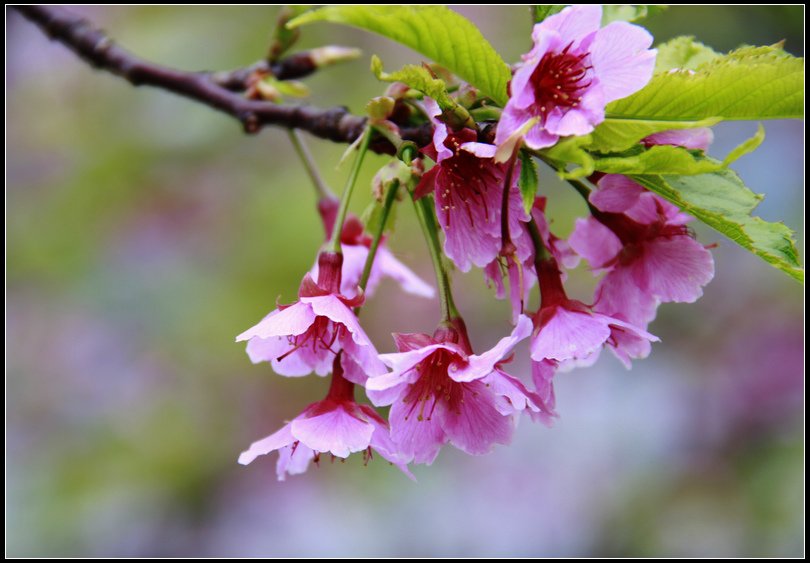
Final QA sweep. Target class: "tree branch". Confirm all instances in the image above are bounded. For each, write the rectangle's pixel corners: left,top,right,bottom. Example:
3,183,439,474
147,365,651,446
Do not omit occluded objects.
13,5,431,151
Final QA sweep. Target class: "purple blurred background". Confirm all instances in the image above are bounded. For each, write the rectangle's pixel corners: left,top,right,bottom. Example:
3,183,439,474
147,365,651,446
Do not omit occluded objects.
6,6,804,557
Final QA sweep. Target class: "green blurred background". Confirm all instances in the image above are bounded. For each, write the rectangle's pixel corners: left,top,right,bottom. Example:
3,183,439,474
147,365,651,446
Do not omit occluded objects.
6,6,804,557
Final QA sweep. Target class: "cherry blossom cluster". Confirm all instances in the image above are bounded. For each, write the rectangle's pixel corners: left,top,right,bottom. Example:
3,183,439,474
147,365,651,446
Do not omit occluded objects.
237,5,715,480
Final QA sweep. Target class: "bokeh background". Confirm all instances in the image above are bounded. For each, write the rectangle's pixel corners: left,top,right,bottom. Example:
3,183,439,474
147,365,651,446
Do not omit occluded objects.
6,6,804,557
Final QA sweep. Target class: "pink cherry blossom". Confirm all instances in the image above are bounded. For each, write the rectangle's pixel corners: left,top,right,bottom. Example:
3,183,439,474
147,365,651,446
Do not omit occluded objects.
570,174,715,314
313,201,434,299
366,316,545,464
415,98,529,272
497,4,656,149
237,252,386,382
238,357,412,481
530,254,658,366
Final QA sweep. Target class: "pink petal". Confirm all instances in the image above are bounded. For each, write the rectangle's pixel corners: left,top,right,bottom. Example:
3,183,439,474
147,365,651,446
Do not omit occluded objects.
388,396,447,465
378,343,461,372
452,315,533,383
460,141,497,158
591,174,646,214
483,369,543,416
276,442,314,481
534,5,602,48
435,174,502,272
644,128,714,151
494,104,533,147
524,120,560,150
530,359,558,426
290,405,374,458
591,21,656,104
340,330,387,378
245,336,330,376
238,422,296,465
424,97,453,162
545,105,599,137
635,236,715,303
607,326,654,369
361,405,416,481
594,267,660,327
303,294,373,347
531,306,612,362
235,301,315,341
440,381,514,456
568,216,622,272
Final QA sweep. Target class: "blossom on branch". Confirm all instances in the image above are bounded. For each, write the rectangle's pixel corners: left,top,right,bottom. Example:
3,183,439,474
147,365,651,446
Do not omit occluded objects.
497,4,656,149
238,356,412,481
237,252,386,382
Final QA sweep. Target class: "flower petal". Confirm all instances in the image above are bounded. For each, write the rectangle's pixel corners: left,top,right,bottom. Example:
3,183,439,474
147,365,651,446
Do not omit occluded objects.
388,396,447,465
291,405,374,458
238,422,296,465
635,236,715,303
276,442,314,481
303,294,374,347
531,305,612,362
568,216,623,272
440,381,514,456
534,5,602,48
236,301,315,341
591,21,656,104
452,315,533,382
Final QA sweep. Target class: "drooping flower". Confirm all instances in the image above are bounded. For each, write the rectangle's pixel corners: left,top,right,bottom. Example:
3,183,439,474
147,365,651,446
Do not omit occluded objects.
414,98,530,272
238,355,412,481
366,315,545,464
313,199,434,299
530,252,658,367
483,197,579,324
497,4,656,150
237,251,386,382
570,174,715,322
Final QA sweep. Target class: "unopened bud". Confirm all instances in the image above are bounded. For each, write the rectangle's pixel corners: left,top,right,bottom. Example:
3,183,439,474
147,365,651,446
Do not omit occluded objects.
309,46,362,68
372,160,411,201
366,96,396,121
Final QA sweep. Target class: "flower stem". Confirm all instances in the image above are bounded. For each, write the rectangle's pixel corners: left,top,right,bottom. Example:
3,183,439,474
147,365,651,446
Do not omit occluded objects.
500,147,521,252
287,128,334,200
411,192,459,322
358,179,399,295
526,218,566,307
327,127,372,253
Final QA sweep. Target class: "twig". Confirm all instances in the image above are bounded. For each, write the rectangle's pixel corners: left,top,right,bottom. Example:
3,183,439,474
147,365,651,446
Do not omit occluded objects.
13,5,431,151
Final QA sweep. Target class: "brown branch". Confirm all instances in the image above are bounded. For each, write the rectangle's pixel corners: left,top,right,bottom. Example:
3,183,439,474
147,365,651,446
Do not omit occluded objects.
13,5,432,151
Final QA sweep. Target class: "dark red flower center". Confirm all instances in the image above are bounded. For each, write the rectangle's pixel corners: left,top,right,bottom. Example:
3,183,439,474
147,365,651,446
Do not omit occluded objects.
402,349,466,422
277,316,342,363
438,133,502,228
530,42,592,119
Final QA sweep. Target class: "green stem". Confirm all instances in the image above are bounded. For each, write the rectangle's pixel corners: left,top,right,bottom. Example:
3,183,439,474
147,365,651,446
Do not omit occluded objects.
566,178,592,202
287,128,333,200
526,217,552,263
358,179,399,295
411,192,458,322
327,127,372,253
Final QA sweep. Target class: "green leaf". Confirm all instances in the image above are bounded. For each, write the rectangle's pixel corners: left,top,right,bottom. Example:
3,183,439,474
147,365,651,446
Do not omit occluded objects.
631,171,803,282
590,45,804,151
370,55,472,128
592,124,765,175
531,5,566,23
654,35,720,73
518,151,539,214
602,5,667,24
539,135,595,179
268,5,311,62
288,6,511,105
